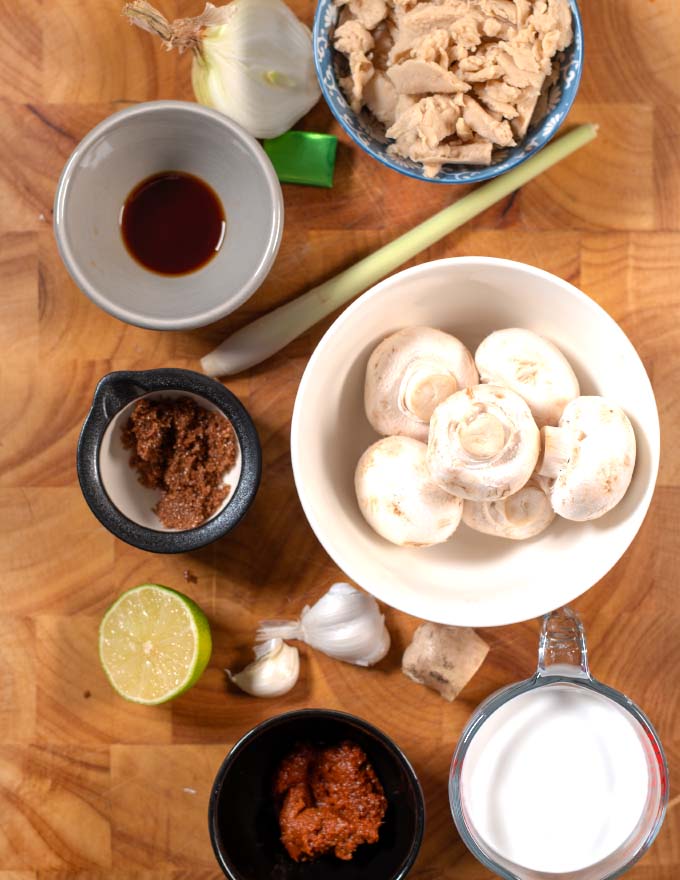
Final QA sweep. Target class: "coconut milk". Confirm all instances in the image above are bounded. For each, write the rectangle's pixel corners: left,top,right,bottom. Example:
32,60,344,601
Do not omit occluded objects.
460,684,652,874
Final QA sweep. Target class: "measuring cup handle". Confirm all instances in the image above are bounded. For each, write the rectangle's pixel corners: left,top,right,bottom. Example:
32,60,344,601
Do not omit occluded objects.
537,606,590,678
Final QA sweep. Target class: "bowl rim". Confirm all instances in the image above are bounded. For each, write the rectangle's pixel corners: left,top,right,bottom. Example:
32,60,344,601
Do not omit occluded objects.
76,367,262,553
290,256,661,627
208,707,426,880
312,0,584,184
53,100,284,330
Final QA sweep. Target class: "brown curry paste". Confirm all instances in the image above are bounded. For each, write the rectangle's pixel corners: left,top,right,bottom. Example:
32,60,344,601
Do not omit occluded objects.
273,741,387,861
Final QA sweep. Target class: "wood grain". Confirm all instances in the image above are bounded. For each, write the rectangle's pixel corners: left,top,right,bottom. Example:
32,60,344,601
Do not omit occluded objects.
0,0,679,877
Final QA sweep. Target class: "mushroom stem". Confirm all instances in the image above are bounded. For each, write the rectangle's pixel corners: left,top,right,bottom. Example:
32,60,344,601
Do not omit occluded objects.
458,412,506,459
537,426,583,478
537,397,636,521
399,364,458,423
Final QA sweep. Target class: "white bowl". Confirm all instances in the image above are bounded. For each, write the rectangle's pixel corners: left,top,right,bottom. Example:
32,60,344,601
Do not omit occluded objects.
291,258,660,626
54,101,283,330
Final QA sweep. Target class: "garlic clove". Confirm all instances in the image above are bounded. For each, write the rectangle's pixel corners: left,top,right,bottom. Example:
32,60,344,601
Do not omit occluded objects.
227,638,299,698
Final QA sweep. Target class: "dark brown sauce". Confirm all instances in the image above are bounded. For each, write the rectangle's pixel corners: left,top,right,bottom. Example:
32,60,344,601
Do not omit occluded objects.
120,171,225,276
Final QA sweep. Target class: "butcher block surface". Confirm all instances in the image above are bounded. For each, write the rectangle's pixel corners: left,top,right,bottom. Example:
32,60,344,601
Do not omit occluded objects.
1,0,679,877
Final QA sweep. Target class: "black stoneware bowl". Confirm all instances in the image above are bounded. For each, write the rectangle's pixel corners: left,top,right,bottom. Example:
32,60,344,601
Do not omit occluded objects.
208,709,425,880
77,368,261,553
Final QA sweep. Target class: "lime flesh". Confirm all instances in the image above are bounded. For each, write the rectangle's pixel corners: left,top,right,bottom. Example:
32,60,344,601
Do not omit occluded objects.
99,584,212,705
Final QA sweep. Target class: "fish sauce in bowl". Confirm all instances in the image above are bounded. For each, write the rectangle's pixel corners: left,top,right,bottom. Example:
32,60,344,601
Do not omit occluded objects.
121,170,226,275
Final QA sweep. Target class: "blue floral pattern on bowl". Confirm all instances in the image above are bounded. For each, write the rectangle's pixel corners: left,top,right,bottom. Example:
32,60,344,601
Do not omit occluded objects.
313,0,583,184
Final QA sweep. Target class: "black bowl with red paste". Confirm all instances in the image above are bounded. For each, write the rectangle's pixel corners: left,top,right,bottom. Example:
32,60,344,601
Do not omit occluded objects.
209,709,425,880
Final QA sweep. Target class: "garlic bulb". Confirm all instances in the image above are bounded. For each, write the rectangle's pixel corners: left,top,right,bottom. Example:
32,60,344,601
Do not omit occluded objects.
124,0,320,140
227,638,299,697
257,583,390,667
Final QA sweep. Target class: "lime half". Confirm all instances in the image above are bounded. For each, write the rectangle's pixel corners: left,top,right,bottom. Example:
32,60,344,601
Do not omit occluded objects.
99,584,212,705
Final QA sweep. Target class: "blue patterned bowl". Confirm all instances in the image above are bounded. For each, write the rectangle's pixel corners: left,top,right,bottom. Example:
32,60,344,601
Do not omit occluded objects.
313,0,583,184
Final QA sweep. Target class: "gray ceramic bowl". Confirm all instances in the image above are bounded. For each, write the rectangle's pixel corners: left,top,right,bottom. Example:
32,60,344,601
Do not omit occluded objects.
54,101,283,330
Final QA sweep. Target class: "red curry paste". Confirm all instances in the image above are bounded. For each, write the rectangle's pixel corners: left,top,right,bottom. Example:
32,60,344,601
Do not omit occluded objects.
273,741,387,861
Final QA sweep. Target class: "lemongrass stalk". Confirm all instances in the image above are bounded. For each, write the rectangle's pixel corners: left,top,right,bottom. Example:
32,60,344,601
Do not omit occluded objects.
201,124,598,377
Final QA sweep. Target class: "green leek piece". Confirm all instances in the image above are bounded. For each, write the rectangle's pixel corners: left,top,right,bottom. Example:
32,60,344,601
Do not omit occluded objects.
202,124,599,377
264,131,338,188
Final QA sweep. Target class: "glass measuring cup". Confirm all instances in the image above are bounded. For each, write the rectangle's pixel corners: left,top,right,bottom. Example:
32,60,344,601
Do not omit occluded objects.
449,607,668,880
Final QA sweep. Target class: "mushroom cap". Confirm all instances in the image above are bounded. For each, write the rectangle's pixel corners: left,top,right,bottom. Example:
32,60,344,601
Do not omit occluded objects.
427,384,540,501
462,478,555,540
475,328,580,428
539,396,637,521
355,435,463,547
365,326,478,441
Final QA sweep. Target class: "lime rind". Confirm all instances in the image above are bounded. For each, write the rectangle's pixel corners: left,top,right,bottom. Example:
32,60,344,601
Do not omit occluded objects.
99,583,212,705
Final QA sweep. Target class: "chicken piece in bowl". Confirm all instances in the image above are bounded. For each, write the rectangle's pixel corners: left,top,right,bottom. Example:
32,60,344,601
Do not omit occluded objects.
314,0,583,183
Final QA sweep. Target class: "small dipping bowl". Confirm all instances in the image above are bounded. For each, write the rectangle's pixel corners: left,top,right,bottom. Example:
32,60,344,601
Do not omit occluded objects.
54,101,283,329
208,709,425,880
77,368,261,553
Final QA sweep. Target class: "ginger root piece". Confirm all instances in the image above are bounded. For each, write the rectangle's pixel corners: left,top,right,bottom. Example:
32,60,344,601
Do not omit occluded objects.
402,623,489,701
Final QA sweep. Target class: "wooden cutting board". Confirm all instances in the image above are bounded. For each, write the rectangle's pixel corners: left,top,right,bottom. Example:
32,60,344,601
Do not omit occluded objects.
1,0,678,877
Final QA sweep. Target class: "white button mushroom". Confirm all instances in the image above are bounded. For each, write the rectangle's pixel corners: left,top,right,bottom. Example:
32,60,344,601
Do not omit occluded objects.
536,396,637,521
475,328,580,428
355,435,464,547
427,385,540,501
365,327,478,441
462,477,555,540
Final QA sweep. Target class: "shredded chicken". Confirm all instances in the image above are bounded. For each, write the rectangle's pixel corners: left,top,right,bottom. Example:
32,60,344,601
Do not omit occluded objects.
333,0,573,176
335,20,376,112
387,58,470,94
386,94,461,149
363,71,399,126
337,0,388,31
410,30,451,68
